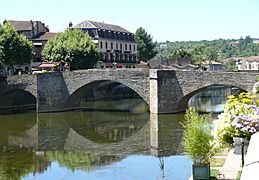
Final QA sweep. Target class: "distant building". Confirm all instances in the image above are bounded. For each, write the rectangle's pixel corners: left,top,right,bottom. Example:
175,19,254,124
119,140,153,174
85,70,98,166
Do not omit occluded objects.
70,20,138,68
202,60,226,71
4,20,57,71
4,20,49,39
253,38,259,44
229,41,240,47
148,56,198,70
234,56,259,70
32,32,58,62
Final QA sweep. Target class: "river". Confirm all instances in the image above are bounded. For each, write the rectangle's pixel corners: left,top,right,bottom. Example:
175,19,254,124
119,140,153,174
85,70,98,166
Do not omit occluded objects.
0,85,239,179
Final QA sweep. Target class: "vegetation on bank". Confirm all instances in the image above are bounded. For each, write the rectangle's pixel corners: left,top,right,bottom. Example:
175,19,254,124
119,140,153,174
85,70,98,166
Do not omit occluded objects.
0,23,33,67
159,36,259,65
42,29,99,70
135,27,158,62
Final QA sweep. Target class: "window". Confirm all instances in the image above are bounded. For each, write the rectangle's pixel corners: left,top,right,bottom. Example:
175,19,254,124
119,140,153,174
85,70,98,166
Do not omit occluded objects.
105,42,108,49
133,45,136,51
129,44,132,51
111,42,113,49
125,44,127,50
116,43,118,50
100,41,103,49
120,43,122,50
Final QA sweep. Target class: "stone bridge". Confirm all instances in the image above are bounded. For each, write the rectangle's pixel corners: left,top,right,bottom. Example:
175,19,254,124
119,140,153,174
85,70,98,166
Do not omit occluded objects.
1,69,259,114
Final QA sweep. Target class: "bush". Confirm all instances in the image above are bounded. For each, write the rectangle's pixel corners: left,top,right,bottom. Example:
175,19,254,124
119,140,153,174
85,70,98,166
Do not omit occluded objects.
212,92,257,147
181,107,216,165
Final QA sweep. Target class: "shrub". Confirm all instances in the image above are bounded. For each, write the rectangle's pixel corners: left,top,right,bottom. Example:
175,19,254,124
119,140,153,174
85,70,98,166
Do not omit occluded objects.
182,107,216,165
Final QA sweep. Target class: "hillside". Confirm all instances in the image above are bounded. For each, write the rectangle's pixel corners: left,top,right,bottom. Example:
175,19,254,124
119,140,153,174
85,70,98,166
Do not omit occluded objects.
159,36,259,65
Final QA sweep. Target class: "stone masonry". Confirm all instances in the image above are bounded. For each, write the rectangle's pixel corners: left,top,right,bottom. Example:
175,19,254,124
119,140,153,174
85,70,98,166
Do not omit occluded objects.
1,69,259,114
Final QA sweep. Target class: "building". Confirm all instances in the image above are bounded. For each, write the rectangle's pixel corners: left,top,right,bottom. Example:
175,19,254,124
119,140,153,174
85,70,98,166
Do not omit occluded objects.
4,20,49,40
31,32,58,62
70,20,138,68
234,56,259,70
4,20,57,72
253,38,259,44
202,60,226,71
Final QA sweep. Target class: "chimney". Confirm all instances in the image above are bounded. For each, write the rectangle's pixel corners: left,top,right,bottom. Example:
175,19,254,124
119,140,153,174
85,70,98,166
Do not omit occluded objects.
69,21,73,28
36,21,39,34
30,20,34,37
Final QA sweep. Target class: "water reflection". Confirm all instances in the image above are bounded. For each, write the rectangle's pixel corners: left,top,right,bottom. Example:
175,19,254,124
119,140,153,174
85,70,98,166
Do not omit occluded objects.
0,108,192,179
188,85,243,112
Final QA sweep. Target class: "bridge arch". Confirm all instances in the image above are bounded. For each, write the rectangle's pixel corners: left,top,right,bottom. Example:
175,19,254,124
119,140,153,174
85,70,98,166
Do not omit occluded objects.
0,89,36,113
63,69,150,106
64,79,149,109
176,84,247,112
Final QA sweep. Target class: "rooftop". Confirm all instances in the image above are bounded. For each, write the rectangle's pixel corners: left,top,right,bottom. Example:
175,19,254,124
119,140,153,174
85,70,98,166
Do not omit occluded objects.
6,20,34,31
71,20,131,33
33,32,58,41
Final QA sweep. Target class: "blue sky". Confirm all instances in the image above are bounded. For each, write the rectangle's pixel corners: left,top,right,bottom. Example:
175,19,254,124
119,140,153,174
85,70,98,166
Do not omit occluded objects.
1,0,259,42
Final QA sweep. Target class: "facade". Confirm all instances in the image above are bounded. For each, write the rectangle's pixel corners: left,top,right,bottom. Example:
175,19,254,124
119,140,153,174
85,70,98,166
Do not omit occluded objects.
70,20,138,68
5,20,49,39
253,38,259,44
235,56,259,70
4,20,57,72
202,60,226,71
31,32,57,62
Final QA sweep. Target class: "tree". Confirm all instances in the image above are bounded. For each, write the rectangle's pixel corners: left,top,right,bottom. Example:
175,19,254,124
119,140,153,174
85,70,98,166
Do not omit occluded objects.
135,27,157,62
42,29,99,70
0,45,3,64
0,23,33,66
171,48,191,59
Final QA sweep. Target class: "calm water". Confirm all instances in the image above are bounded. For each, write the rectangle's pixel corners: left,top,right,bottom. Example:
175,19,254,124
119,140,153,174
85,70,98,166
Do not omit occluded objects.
0,100,191,180
189,86,241,112
0,86,237,180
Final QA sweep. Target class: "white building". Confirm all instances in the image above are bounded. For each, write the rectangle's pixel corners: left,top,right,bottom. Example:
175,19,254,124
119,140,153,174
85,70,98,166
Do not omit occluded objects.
70,20,138,68
235,56,259,70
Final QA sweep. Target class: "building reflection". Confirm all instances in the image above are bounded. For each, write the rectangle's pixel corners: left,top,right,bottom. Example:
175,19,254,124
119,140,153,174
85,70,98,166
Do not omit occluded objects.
150,113,184,157
0,110,185,178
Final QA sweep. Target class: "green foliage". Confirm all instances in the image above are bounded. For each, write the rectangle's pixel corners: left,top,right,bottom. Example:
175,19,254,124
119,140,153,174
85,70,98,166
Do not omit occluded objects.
212,92,255,148
135,27,157,62
42,29,99,70
159,36,259,65
0,23,33,66
46,150,97,171
170,48,191,59
181,107,215,165
0,46,3,65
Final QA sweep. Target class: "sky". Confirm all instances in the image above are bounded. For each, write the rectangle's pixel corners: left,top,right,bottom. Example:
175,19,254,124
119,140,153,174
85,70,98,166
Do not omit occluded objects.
1,0,259,42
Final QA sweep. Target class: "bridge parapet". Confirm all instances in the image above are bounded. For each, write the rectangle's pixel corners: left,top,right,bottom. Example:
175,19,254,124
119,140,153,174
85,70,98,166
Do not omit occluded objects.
2,70,259,114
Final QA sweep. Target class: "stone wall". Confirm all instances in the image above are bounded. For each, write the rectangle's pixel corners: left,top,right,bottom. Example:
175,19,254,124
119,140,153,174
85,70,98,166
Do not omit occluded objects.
3,75,36,96
37,72,69,111
3,69,259,114
174,71,259,111
62,69,150,106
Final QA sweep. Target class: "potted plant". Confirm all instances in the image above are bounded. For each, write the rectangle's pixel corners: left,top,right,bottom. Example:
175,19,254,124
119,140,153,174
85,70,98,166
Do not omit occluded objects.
181,107,216,180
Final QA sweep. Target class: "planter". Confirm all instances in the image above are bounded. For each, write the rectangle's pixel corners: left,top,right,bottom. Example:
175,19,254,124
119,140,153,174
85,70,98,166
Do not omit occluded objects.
233,137,249,155
192,164,210,180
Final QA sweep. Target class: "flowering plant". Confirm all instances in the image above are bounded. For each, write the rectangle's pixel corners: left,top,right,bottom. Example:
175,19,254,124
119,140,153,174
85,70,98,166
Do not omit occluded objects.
213,92,258,147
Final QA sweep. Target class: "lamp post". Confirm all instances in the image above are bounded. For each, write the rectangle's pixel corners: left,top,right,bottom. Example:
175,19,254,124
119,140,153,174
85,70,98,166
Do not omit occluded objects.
112,50,117,69
240,137,245,167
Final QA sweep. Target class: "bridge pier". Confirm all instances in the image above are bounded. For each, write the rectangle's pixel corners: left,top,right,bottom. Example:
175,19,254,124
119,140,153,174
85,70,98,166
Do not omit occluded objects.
37,72,69,112
150,69,183,114
3,69,258,114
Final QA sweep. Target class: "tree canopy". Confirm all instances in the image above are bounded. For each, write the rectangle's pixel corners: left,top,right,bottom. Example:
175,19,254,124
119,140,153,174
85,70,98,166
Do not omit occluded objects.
160,36,259,64
135,27,157,62
0,23,33,66
42,29,99,70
